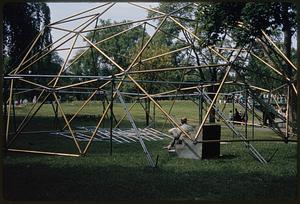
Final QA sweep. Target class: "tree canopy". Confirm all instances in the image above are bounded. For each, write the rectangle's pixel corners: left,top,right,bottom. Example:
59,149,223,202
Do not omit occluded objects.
3,2,63,98
4,3,52,69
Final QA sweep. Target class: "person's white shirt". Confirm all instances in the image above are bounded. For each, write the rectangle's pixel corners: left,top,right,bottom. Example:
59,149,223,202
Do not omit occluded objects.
168,123,194,138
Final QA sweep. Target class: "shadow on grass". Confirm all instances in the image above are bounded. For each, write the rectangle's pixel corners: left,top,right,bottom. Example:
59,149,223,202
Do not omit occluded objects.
4,120,297,201
218,154,237,160
3,154,297,201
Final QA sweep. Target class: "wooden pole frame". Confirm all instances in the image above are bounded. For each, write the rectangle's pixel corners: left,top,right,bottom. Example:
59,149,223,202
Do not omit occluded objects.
10,12,102,75
5,2,296,161
261,31,297,71
53,92,82,154
7,92,51,147
48,2,112,26
61,81,111,130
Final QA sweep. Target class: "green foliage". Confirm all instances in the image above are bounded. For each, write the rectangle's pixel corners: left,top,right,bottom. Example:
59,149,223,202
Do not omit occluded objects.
3,2,64,100
124,38,175,94
3,2,53,71
195,2,297,45
148,3,195,46
70,19,147,77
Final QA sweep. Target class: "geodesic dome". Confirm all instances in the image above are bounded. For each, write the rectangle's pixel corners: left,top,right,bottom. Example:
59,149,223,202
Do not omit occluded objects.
4,2,297,165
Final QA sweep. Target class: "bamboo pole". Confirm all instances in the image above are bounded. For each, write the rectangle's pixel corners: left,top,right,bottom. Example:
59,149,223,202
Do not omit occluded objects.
7,93,51,147
145,22,188,44
13,30,44,74
8,130,57,135
194,66,232,140
7,148,80,157
14,34,79,74
62,81,111,130
53,93,82,154
50,25,91,33
250,52,290,80
141,89,179,99
50,2,113,35
128,63,228,74
17,3,115,76
271,83,288,93
82,76,126,154
55,79,98,91
194,45,246,140
48,2,112,26
13,13,100,75
53,34,79,87
129,3,209,61
250,50,297,95
19,78,50,90
146,87,190,99
67,23,143,68
131,45,192,68
292,83,297,95
6,87,43,96
78,5,229,142
113,100,138,128
7,31,49,74
165,13,232,65
127,75,193,140
129,2,192,16
139,81,236,100
14,90,46,134
12,22,91,73
5,80,14,143
51,13,99,26
261,31,297,71
82,34,193,141
76,15,166,33
248,85,270,93
63,22,145,71
80,34,125,72
125,16,168,72
213,47,248,52
235,81,270,92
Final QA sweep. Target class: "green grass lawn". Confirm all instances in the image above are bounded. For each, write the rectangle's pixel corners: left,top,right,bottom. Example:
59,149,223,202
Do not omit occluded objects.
3,100,297,201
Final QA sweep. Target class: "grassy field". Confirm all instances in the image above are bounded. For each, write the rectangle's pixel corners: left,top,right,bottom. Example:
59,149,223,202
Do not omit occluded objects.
3,100,298,201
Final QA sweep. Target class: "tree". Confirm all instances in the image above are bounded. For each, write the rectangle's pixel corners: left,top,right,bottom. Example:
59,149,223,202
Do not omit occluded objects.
195,2,297,130
127,37,174,93
3,2,52,72
126,37,174,125
148,3,237,123
147,2,297,126
3,2,63,100
70,19,146,77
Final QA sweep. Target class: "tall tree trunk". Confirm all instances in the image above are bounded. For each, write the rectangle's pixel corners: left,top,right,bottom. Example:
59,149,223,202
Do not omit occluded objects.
282,3,297,133
0,50,4,149
284,29,297,133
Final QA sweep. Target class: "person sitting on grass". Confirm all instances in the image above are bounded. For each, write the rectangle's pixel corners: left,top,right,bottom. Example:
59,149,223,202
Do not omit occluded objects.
233,108,242,123
164,117,194,150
